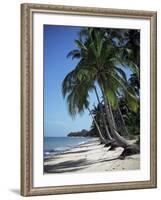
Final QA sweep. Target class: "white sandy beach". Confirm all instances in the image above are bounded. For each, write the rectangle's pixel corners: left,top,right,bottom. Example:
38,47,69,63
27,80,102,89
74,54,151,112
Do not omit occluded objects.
44,139,140,173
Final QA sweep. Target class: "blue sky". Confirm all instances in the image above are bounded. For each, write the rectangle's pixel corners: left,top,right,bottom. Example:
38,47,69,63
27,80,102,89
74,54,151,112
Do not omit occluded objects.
44,25,97,137
44,25,132,137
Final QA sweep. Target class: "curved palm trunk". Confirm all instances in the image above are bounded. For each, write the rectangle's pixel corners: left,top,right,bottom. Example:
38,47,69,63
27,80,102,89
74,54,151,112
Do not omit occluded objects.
118,107,129,136
112,129,129,147
107,100,117,130
87,107,107,144
108,100,129,137
101,87,140,155
99,80,130,148
94,87,113,141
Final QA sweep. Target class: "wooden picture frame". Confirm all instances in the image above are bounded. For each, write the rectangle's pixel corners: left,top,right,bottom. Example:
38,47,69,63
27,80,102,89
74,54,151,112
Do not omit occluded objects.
21,3,157,196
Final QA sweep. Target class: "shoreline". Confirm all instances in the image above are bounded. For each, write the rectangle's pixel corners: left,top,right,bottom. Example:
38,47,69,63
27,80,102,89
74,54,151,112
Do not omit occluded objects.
44,138,140,173
44,137,97,159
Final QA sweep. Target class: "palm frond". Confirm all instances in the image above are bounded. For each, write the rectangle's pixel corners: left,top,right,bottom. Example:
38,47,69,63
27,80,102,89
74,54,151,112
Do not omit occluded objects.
66,49,81,60
114,67,127,81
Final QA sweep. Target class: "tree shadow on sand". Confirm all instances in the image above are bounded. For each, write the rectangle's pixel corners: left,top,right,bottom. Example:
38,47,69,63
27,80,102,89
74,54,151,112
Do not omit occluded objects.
44,156,123,173
44,158,89,173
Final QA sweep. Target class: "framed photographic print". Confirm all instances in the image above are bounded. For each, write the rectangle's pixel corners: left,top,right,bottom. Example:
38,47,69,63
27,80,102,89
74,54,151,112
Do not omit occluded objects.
21,3,157,196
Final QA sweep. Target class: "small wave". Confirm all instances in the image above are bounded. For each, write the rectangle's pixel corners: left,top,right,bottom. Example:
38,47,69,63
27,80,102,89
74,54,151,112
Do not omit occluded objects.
44,147,69,158
44,151,50,155
54,147,69,152
77,139,92,146
78,141,86,145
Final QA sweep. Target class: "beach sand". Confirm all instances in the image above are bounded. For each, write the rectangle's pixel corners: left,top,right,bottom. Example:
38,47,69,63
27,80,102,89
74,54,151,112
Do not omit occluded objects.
44,139,140,173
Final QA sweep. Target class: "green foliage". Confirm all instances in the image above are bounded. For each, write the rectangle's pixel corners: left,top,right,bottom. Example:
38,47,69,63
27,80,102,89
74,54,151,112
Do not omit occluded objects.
126,91,138,113
62,27,140,138
118,97,140,136
104,85,118,109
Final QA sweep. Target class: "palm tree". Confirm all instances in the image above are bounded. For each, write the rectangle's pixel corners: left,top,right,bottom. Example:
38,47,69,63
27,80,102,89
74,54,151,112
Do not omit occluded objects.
66,28,138,148
63,28,138,155
118,96,140,137
93,87,113,142
88,107,107,144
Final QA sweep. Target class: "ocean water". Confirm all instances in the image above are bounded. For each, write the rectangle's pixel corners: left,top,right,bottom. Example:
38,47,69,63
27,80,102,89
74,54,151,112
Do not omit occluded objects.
44,137,93,158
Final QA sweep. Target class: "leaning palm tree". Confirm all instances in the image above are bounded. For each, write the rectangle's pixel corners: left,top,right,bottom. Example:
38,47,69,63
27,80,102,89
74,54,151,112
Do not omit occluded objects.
62,28,141,158
88,107,108,144
93,86,113,142
90,103,116,146
66,28,139,150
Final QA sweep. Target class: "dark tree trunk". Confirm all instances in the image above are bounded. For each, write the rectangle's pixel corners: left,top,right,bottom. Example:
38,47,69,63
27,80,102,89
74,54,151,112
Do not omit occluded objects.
102,92,140,155
119,144,140,159
118,106,129,136
99,80,131,148
107,99,117,129
88,108,107,144
94,87,113,141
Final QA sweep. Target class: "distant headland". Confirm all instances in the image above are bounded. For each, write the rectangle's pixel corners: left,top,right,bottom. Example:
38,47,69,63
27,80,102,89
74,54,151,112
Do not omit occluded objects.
67,129,94,137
